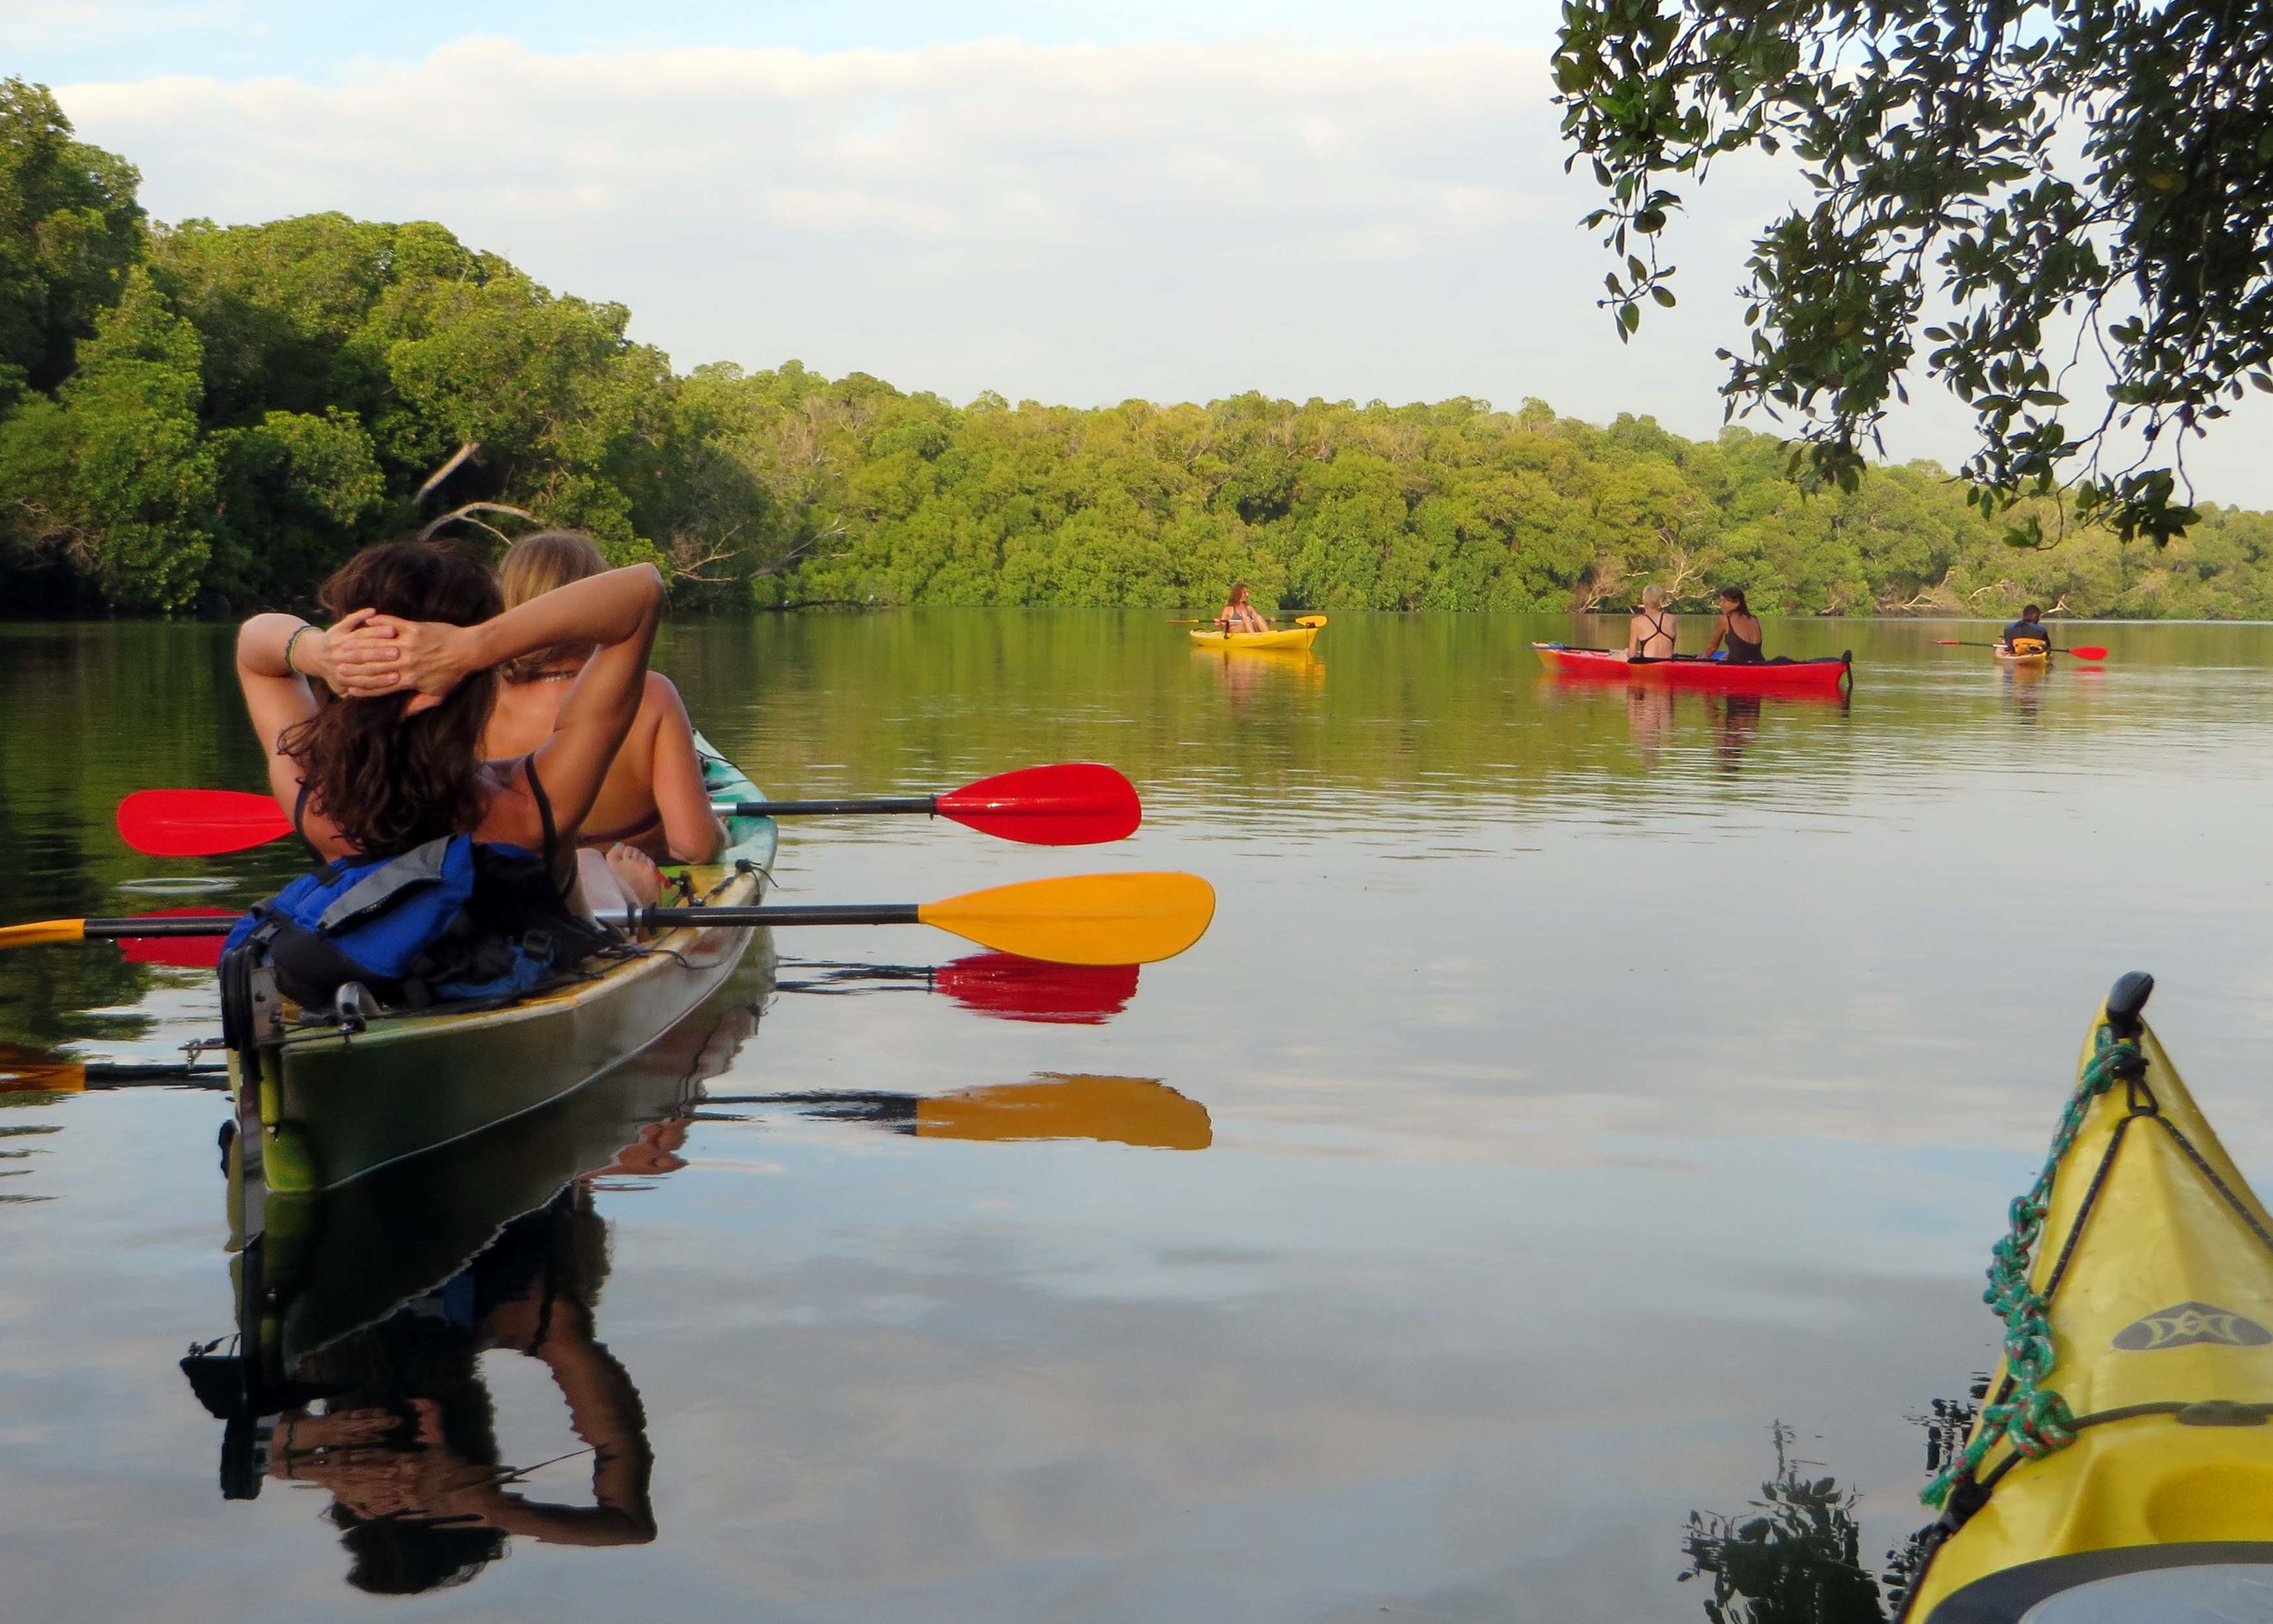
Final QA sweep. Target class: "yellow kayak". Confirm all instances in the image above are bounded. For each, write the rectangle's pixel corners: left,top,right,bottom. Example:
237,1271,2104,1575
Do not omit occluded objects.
1189,626,1320,651
1900,972,2273,1621
1994,647,2051,668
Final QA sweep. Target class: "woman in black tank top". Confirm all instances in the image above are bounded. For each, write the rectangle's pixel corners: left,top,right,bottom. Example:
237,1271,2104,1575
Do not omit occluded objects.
1706,586,1766,665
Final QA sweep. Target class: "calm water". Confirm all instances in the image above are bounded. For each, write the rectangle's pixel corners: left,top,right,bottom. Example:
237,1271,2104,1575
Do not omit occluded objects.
4,610,2272,1621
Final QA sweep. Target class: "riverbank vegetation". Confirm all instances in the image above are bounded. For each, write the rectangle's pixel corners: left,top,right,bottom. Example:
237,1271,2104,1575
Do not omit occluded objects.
5,77,2273,619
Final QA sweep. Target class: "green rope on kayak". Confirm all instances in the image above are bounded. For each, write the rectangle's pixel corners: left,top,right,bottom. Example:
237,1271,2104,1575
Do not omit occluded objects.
1920,1023,2141,1510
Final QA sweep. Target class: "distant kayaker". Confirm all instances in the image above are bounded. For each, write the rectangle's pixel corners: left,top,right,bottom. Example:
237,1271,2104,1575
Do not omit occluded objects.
235,539,672,934
2001,605,2052,657
1704,587,1766,665
481,531,726,865
1625,584,1677,660
1217,583,1270,634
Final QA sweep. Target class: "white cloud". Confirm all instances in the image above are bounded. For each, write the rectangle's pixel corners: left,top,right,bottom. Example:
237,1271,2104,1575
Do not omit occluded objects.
55,39,1709,409
52,35,2273,503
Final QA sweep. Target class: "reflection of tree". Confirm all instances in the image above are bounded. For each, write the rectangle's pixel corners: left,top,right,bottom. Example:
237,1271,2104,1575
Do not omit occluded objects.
1879,1393,1982,1616
1679,1423,1886,1624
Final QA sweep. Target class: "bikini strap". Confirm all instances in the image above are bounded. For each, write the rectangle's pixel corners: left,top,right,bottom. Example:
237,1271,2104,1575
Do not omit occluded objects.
522,754,558,867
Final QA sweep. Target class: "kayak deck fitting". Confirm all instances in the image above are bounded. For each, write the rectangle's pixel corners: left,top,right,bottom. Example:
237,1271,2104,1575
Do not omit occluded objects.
1899,971,2273,1622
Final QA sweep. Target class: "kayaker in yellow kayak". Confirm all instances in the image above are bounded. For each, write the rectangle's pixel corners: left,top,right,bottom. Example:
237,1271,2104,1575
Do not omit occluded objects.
480,531,726,866
235,540,671,927
1999,604,2052,657
1624,583,1677,659
1702,587,1767,665
1216,582,1270,634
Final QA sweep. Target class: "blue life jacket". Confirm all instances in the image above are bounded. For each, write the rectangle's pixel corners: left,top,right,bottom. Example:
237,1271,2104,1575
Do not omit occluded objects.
225,835,611,1009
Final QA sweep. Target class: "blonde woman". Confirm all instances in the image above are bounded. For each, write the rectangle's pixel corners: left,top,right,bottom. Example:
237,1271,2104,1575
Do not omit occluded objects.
1625,584,1677,660
479,532,726,868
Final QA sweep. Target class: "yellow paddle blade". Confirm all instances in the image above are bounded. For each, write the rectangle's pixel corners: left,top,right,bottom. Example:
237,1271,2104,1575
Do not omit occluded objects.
1295,615,1328,627
916,1075,1212,1149
0,918,88,951
916,872,1215,965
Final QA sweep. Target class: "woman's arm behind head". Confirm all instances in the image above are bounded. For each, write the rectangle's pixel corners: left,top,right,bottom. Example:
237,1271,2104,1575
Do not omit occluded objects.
334,564,666,854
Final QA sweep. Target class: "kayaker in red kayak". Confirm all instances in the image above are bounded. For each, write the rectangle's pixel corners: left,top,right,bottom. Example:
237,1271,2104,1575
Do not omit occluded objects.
1217,582,1269,634
1703,587,1766,665
1625,584,1677,660
480,530,726,866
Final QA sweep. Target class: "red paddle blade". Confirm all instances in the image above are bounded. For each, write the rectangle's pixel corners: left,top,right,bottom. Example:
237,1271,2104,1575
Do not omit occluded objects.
118,908,237,968
117,789,290,857
2068,646,2108,661
936,763,1141,846
933,951,1140,1024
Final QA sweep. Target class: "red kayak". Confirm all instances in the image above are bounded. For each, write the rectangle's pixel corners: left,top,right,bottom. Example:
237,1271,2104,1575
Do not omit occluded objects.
1532,644,1852,694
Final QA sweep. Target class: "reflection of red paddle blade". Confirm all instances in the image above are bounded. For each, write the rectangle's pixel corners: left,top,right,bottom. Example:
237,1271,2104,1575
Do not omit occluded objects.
118,908,237,968
934,952,1139,1024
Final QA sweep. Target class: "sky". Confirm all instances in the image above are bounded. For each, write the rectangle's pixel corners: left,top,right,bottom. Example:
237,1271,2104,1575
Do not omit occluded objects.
12,0,2271,508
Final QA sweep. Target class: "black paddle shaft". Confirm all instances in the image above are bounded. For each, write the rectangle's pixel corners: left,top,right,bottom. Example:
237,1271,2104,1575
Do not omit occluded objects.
714,797,936,817
83,917,235,937
77,904,930,939
636,903,924,929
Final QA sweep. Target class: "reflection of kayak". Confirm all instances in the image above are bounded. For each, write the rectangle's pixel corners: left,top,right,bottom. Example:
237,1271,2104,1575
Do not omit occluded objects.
226,737,777,1194
1190,626,1320,651
1532,644,1851,693
1899,973,2273,1623
190,960,767,1504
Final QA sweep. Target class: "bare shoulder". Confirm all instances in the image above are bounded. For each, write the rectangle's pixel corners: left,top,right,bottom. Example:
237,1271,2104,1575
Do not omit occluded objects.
639,670,691,714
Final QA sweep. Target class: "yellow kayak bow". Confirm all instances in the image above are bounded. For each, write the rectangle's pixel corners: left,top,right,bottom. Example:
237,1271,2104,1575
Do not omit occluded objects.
1901,972,2273,1621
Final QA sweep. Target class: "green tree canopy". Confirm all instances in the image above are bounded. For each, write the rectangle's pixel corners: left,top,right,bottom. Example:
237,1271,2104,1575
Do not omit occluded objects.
0,78,145,406
5,75,2273,617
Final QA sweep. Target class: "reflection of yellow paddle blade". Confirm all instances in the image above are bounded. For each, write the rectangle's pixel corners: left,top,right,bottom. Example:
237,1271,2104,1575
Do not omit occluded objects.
0,1043,85,1094
916,1075,1211,1150
916,872,1215,966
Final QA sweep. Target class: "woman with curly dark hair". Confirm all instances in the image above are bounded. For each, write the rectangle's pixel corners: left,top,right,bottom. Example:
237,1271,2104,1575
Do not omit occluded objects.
233,538,667,920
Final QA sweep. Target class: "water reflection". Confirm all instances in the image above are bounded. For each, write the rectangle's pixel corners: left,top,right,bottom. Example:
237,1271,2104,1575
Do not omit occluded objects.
1713,695,1762,775
775,951,1142,1025
1680,1424,1887,1623
711,1073,1212,1150
181,948,1211,1597
1193,644,1327,709
184,980,760,1589
1685,1402,1985,1624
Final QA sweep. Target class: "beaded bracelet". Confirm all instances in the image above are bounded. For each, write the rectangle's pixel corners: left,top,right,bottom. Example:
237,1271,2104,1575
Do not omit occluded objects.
283,623,312,677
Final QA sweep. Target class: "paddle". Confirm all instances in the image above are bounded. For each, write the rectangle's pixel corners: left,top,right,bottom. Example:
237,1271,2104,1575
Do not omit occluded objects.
0,871,1217,967
115,762,1140,857
1934,639,2108,661
1170,615,1328,628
